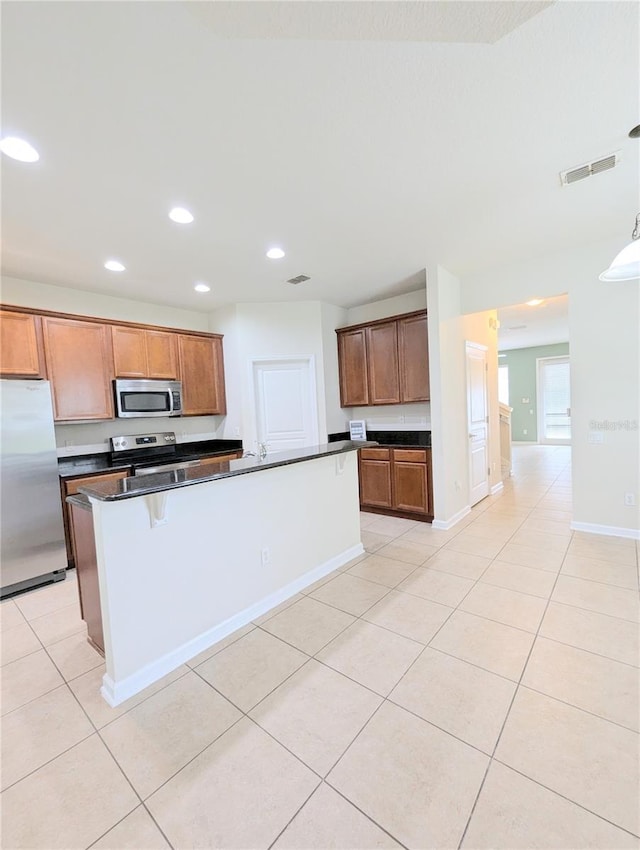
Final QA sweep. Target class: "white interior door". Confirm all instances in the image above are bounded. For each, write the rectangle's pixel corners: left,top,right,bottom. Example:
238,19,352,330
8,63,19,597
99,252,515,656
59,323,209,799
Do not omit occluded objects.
253,358,319,454
537,356,571,444
466,342,489,506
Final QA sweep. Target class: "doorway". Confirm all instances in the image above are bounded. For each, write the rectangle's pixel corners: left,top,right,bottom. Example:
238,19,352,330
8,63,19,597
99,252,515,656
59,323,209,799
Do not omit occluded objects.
252,357,319,453
537,355,571,444
466,342,490,506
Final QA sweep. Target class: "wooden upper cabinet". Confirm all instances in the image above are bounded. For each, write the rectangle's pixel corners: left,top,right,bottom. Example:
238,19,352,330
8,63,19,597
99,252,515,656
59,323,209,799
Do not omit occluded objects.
336,310,428,408
178,334,226,415
398,313,429,402
146,330,178,379
338,328,369,406
0,310,47,378
367,321,400,404
42,317,114,421
112,326,147,377
112,326,178,379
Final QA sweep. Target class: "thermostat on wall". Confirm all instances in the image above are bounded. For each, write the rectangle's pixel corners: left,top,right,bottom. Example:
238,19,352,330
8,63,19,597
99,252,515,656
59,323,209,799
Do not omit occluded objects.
349,420,367,441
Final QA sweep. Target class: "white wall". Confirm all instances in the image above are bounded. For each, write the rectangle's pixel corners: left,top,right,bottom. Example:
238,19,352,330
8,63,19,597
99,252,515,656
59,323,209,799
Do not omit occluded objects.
320,302,349,434
346,289,427,325
460,237,639,535
426,265,500,525
1,275,209,331
210,302,329,449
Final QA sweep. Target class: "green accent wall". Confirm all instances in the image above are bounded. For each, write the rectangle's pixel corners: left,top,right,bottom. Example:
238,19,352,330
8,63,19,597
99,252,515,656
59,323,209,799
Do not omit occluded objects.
499,343,569,442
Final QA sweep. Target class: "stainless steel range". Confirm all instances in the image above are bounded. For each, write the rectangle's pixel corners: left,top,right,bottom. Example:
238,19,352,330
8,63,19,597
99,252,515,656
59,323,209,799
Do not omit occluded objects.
110,431,202,477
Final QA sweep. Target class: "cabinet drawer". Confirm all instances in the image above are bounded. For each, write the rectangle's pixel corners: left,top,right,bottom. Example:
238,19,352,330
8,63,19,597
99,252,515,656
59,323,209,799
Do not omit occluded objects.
393,449,427,463
360,448,390,460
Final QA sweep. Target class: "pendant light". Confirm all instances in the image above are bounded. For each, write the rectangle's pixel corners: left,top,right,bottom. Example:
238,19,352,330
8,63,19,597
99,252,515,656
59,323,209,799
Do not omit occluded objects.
599,213,640,282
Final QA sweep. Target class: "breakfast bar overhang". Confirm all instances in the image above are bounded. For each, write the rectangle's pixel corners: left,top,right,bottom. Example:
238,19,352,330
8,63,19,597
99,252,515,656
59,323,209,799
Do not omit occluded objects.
78,441,372,706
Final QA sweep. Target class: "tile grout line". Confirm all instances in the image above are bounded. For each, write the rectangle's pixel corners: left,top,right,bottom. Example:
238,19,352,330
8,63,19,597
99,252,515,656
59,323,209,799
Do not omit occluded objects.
489,757,640,841
457,460,574,849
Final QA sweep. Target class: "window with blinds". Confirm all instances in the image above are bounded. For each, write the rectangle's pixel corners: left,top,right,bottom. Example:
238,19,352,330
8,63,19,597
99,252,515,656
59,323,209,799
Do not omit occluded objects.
538,356,571,442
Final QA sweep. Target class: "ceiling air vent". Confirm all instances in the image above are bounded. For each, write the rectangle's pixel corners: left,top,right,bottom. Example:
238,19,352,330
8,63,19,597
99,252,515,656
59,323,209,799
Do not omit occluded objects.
287,274,310,285
560,151,620,186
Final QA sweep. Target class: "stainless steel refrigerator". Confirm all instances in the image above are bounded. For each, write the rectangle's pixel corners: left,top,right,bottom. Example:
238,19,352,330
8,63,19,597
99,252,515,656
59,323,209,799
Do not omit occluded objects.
1,380,67,597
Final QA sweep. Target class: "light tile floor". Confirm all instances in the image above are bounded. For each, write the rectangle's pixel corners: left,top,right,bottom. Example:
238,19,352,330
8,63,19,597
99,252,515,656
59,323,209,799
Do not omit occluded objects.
1,445,639,849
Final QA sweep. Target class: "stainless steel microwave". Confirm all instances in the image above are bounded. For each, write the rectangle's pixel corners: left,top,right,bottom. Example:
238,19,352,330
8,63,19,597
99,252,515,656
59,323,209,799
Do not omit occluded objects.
114,379,183,418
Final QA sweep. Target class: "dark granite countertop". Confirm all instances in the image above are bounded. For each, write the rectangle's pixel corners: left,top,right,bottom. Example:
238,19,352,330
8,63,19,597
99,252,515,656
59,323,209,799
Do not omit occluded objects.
58,439,243,479
329,430,431,448
78,440,377,502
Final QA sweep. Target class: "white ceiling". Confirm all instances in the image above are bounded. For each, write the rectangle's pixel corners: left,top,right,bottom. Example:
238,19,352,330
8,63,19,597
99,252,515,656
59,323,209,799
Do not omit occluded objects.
1,1,638,312
498,294,568,351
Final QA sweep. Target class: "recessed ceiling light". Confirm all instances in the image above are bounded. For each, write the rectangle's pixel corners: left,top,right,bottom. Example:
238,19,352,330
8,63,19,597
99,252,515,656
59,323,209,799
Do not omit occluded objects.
169,207,194,224
0,136,39,162
526,299,544,306
194,282,210,293
104,260,126,272
266,247,285,259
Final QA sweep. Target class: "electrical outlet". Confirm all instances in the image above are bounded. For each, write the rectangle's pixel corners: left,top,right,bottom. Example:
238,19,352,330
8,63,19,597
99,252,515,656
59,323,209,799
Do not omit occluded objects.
522,397,530,404
523,429,528,435
529,409,534,415
261,546,271,566
624,493,636,507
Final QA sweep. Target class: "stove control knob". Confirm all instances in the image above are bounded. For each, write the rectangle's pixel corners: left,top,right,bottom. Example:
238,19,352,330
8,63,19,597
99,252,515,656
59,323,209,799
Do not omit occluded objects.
165,435,175,441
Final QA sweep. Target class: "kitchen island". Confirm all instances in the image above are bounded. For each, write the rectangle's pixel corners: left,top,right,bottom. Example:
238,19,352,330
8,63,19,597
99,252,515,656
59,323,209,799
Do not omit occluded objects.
76,441,372,706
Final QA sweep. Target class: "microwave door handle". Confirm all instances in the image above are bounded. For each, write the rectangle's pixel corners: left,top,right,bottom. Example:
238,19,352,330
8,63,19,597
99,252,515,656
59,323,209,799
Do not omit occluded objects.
168,389,174,415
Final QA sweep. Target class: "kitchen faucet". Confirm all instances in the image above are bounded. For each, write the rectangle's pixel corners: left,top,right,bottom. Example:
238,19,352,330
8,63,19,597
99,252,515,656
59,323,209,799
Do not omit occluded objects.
243,442,268,460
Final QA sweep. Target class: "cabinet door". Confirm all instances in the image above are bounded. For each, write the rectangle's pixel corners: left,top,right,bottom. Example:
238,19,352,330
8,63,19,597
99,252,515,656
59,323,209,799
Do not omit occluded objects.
392,460,428,514
367,322,400,404
359,458,392,508
146,330,178,379
112,326,148,377
197,452,239,469
43,318,114,421
178,334,226,415
0,310,46,378
63,470,129,566
398,313,429,402
337,328,369,407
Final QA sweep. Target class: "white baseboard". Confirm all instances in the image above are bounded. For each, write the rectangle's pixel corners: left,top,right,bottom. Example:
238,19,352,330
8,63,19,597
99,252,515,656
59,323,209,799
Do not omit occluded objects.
570,521,640,541
490,482,504,496
432,506,471,531
100,542,365,707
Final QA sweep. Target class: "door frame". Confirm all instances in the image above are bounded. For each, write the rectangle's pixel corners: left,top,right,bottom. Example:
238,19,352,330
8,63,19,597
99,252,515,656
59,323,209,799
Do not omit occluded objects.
465,341,490,507
249,355,320,451
536,354,572,445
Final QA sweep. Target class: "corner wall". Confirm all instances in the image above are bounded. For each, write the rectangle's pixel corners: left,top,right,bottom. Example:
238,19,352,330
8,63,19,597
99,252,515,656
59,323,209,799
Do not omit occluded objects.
461,237,639,535
426,266,501,525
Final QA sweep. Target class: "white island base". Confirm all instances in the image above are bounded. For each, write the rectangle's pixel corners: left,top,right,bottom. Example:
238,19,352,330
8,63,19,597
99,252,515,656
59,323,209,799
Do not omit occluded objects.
87,450,363,706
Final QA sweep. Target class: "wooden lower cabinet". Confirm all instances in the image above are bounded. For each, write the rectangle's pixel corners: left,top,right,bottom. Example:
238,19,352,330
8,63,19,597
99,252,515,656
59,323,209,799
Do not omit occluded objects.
62,470,130,565
359,448,392,508
359,447,433,521
197,451,242,469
